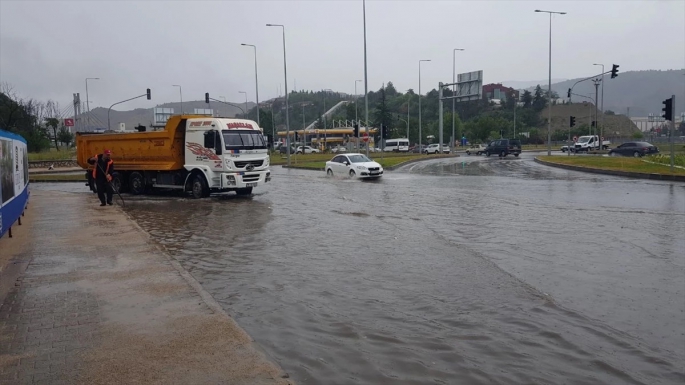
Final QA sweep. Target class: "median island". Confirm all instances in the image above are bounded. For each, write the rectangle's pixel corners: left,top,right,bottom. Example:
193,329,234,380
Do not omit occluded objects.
273,152,457,171
535,155,685,181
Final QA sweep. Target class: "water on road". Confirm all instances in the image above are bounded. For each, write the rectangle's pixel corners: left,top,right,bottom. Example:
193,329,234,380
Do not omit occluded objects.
33,153,685,384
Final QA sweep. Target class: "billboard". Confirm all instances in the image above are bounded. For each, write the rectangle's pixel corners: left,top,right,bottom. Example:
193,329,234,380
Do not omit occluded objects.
153,107,175,126
0,129,29,238
455,70,483,102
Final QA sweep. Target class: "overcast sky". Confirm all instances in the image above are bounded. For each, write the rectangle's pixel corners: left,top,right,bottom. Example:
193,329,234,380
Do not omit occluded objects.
1,0,683,113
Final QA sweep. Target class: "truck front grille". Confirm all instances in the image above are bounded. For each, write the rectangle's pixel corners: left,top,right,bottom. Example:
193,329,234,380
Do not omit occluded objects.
235,160,264,168
243,174,260,182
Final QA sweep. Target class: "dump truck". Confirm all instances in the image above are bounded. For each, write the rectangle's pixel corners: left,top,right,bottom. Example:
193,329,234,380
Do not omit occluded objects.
76,115,271,198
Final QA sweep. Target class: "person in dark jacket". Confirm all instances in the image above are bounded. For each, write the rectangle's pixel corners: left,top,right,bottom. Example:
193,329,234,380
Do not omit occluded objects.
88,149,115,206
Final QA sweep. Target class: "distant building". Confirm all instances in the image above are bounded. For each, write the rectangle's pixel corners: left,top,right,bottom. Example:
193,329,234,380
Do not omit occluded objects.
482,83,519,101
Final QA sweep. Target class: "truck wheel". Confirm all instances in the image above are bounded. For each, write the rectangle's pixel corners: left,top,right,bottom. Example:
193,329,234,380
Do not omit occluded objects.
110,174,123,193
129,172,145,195
236,188,253,196
191,174,209,199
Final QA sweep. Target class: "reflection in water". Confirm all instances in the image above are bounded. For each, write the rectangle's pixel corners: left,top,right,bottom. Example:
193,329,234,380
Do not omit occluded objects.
106,156,684,385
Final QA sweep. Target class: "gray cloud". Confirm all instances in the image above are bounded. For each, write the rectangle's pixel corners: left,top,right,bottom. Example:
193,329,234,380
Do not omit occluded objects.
1,0,683,113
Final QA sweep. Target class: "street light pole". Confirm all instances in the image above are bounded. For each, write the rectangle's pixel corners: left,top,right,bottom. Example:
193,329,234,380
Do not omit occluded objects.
452,49,464,154
172,85,183,114
241,43,260,127
85,77,99,130
355,79,362,151
535,9,566,156
322,88,333,150
267,23,290,166
363,0,369,157
419,59,431,153
219,96,227,116
593,63,605,149
239,91,248,118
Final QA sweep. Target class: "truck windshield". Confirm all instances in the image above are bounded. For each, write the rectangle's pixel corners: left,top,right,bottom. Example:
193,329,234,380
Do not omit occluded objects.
222,130,267,150
578,137,590,143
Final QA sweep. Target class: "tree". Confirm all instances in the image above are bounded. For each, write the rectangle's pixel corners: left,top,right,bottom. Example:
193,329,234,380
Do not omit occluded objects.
522,90,533,108
631,131,644,139
532,85,546,112
605,110,616,115
374,85,393,141
57,126,74,147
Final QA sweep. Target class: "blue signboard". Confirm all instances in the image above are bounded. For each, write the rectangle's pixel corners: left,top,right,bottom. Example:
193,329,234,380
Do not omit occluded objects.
0,129,29,239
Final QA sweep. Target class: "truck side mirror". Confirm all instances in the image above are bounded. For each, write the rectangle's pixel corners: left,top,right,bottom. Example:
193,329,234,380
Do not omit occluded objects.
204,130,215,149
214,131,222,155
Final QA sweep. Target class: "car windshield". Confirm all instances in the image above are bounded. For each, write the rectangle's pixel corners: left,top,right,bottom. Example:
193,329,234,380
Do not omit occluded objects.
348,154,371,163
635,142,652,147
578,137,591,143
222,130,267,150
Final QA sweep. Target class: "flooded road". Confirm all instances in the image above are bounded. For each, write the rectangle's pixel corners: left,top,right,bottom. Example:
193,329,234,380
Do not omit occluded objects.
33,153,685,384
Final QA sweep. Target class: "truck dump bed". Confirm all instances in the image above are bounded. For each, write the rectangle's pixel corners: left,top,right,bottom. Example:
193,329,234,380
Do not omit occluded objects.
76,115,200,171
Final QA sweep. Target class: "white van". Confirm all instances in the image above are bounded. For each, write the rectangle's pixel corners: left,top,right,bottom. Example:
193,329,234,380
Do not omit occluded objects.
383,138,410,152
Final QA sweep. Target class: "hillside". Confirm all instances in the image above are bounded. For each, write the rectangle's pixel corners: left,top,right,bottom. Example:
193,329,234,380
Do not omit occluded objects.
546,69,684,117
78,100,255,131
542,102,639,138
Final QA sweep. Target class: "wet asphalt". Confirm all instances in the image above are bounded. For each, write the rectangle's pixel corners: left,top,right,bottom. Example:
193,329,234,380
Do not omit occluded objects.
32,152,685,385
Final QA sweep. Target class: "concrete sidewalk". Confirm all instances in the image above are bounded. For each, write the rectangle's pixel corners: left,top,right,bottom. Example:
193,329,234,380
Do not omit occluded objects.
0,190,292,385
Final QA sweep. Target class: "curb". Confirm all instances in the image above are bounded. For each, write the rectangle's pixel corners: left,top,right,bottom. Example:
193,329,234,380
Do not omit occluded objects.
534,157,685,182
29,179,84,183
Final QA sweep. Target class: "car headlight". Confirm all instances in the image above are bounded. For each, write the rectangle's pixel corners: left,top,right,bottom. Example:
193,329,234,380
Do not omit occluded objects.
357,166,367,170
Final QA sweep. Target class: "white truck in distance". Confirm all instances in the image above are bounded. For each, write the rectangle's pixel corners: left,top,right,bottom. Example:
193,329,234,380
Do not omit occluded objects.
573,135,610,152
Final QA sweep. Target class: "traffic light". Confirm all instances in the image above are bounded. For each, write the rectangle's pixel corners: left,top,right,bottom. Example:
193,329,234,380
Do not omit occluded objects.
146,88,151,100
353,124,359,137
382,124,390,139
567,88,571,98
569,116,576,127
610,64,619,79
205,93,210,103
662,97,673,121
591,121,596,127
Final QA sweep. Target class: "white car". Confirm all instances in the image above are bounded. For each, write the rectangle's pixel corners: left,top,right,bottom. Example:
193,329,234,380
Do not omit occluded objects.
465,144,487,155
331,145,348,153
295,146,320,154
325,153,383,179
423,144,450,154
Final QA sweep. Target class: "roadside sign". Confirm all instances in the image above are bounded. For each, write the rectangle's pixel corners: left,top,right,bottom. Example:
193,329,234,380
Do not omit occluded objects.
362,133,369,143
573,136,578,142
601,136,604,141
64,118,74,127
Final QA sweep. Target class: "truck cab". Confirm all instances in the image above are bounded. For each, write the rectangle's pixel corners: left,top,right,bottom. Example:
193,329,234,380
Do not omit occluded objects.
184,118,271,197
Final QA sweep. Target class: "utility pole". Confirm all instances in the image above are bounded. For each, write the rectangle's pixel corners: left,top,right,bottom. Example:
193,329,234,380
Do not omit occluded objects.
593,78,601,149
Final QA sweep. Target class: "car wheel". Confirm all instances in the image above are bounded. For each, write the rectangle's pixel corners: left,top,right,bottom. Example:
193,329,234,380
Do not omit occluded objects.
296,151,302,154
327,168,333,177
466,151,470,155
349,169,356,178
500,151,506,157
633,151,641,158
485,151,490,157
609,151,617,157
514,154,519,157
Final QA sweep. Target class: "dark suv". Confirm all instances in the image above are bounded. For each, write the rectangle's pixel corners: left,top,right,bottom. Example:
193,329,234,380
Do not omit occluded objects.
484,139,521,157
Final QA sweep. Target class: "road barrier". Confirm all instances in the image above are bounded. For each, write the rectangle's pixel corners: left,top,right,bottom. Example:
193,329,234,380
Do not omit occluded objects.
0,129,30,239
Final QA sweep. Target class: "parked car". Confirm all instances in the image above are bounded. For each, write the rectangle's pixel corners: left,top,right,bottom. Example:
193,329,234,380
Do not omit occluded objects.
325,153,383,179
295,146,321,154
608,141,659,157
279,145,296,154
331,145,348,153
466,144,487,155
424,144,450,154
484,139,522,157
410,145,427,153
